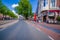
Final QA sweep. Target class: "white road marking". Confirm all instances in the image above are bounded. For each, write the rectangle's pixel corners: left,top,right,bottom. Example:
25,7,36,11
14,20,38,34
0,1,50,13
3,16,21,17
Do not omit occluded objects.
35,27,54,40
36,27,42,32
48,35,54,40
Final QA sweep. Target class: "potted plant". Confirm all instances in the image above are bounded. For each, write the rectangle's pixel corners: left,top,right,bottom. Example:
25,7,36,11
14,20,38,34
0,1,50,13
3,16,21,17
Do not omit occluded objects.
57,16,60,21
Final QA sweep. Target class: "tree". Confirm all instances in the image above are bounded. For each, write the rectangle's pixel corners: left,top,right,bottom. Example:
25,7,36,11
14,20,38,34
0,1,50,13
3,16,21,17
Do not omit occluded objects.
0,0,18,20
0,0,7,15
0,0,3,13
7,10,18,19
15,0,32,19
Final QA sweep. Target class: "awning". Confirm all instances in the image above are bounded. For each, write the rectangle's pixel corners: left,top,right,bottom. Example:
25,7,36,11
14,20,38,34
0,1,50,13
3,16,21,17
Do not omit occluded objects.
48,10,60,13
41,10,60,13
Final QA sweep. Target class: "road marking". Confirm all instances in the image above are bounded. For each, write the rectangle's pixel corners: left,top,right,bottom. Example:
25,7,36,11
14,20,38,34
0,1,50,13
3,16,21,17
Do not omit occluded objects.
26,21,55,40
48,35,54,40
36,27,42,32
33,24,55,40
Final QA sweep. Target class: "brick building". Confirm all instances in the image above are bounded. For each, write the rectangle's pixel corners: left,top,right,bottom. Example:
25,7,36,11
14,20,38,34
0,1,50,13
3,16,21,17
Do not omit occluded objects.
57,0,60,8
37,0,60,23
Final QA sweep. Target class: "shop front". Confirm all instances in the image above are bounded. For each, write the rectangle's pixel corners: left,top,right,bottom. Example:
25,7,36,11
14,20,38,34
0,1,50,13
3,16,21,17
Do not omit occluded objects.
41,10,60,23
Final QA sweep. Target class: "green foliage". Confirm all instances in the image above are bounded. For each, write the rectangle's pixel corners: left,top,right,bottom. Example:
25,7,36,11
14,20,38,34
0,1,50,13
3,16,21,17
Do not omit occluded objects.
0,0,18,19
7,10,18,18
15,0,33,19
57,16,60,21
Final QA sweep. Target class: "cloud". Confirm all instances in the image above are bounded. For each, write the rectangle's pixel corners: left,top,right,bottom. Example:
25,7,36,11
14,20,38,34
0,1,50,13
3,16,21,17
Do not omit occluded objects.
12,10,18,16
12,4,18,8
12,10,16,14
12,10,19,18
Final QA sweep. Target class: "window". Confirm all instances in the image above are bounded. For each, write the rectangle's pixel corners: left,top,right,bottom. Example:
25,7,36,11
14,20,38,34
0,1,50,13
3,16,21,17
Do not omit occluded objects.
44,0,46,6
51,0,55,7
43,0,48,7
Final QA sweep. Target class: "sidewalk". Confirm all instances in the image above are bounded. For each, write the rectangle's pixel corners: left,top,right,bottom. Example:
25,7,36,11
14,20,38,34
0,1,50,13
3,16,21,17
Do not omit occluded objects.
26,20,60,40
0,20,19,31
0,20,14,25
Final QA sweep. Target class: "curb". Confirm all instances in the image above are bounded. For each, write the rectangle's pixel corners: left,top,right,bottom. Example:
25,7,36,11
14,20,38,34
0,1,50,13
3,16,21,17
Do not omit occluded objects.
0,20,19,31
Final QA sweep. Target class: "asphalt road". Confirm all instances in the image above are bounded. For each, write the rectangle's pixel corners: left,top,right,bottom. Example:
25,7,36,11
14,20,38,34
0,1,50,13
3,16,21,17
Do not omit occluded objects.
0,20,51,40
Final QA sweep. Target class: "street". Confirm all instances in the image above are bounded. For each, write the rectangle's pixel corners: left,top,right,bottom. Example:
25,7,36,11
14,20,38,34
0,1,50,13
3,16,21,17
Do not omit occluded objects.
0,20,51,40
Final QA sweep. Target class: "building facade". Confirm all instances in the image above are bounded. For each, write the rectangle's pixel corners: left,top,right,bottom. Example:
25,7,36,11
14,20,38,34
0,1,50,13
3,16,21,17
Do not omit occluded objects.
37,0,60,23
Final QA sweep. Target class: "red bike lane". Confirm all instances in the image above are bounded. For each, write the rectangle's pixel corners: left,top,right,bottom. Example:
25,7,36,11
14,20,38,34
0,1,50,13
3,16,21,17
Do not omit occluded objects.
26,21,60,40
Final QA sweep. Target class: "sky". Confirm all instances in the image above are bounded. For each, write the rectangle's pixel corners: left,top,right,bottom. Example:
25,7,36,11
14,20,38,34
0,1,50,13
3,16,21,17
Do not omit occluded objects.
2,0,38,13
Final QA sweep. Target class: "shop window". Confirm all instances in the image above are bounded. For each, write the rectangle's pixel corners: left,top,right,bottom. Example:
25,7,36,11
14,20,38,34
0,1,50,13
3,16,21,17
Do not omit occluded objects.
48,12,54,16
